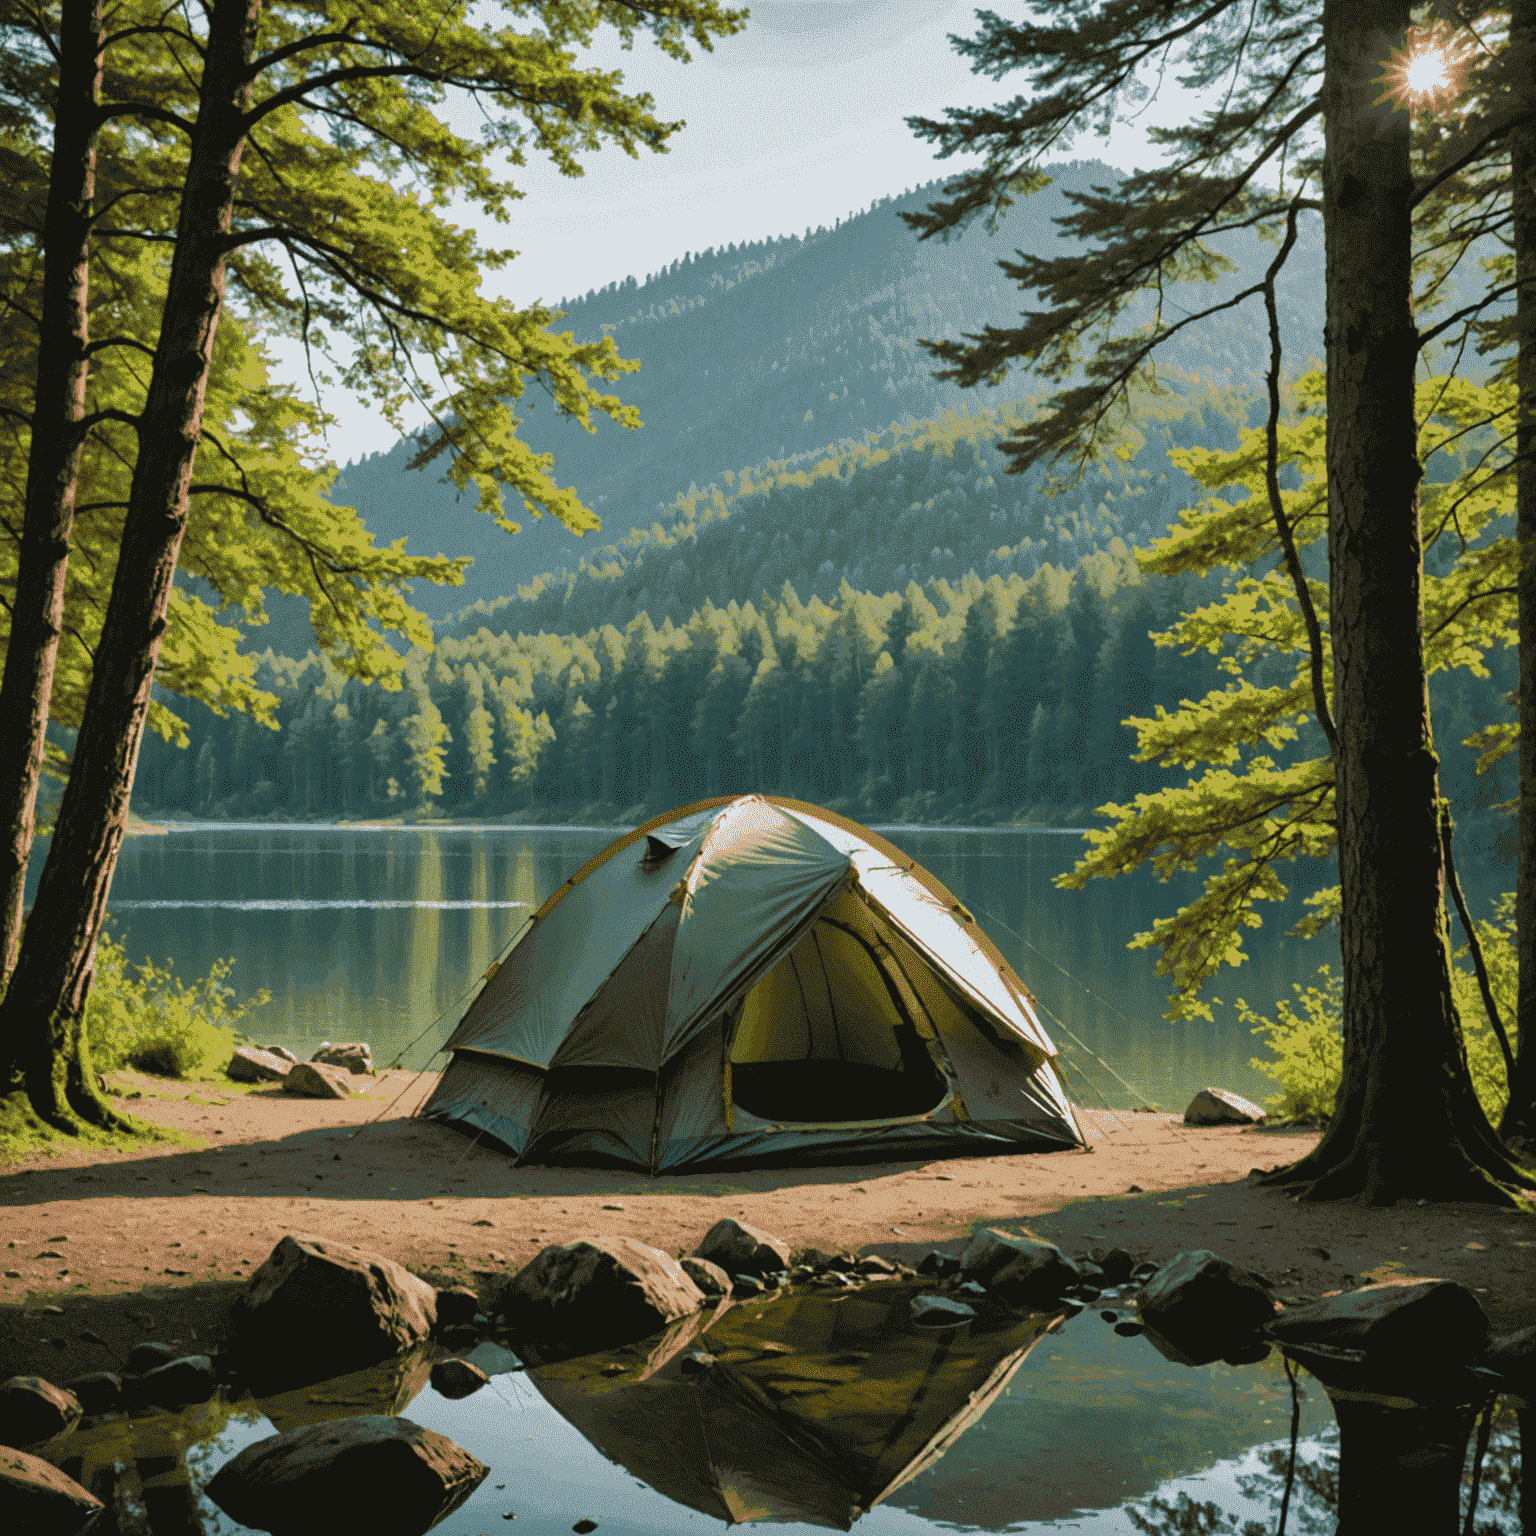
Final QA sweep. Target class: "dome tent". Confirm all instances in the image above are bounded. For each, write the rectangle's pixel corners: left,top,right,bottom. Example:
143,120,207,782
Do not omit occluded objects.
422,795,1087,1170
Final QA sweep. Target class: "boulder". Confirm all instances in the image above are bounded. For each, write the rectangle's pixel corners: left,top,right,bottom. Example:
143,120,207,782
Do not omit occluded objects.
0,1376,82,1447
1140,1249,1277,1366
123,1341,176,1376
498,1237,704,1361
434,1287,480,1329
1483,1324,1536,1405
230,1235,438,1389
1183,1087,1266,1126
916,1250,962,1279
64,1372,121,1416
1094,1247,1137,1286
226,1045,294,1084
0,1445,103,1535
910,1295,976,1328
282,1060,358,1099
132,1355,216,1411
430,1358,489,1400
310,1041,374,1075
264,1044,300,1064
679,1257,731,1297
855,1255,897,1276
205,1415,486,1535
985,1239,1081,1309
694,1218,791,1278
960,1228,1079,1293
1266,1278,1490,1374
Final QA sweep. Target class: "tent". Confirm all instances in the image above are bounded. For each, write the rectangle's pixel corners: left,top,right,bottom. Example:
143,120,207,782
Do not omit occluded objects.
421,795,1087,1170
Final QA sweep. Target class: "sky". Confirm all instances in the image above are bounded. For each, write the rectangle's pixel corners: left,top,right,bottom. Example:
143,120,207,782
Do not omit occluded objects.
282,0,1235,464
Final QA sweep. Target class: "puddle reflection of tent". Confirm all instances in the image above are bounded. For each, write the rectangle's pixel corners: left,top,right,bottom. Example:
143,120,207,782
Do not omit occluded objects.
527,1283,1058,1529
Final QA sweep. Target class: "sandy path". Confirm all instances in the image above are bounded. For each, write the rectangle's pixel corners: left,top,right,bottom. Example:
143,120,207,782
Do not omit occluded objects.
2,1069,1533,1383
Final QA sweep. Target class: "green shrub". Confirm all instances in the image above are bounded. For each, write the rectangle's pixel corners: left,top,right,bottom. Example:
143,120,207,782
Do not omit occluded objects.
1240,966,1344,1125
1243,895,1517,1126
87,928,270,1080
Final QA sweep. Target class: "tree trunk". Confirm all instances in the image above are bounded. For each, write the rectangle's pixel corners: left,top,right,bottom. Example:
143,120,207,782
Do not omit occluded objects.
0,0,262,1129
1508,0,1536,1152
1261,0,1531,1203
0,0,103,988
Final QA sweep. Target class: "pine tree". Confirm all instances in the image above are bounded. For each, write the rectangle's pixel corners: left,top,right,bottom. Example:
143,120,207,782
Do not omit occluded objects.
904,0,1532,1199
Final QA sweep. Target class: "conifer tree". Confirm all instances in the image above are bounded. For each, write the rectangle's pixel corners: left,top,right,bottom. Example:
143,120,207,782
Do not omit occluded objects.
0,0,746,1134
903,0,1533,1199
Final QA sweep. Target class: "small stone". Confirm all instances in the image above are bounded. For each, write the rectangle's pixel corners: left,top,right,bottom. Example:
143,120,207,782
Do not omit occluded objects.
678,1351,716,1375
916,1251,961,1279
264,1044,300,1063
0,1445,102,1534
310,1041,374,1075
679,1256,731,1297
133,1355,217,1411
431,1358,490,1400
0,1376,82,1446
1114,1320,1147,1337
855,1255,897,1276
602,1203,624,1211
732,1274,766,1296
911,1294,977,1328
283,1060,358,1099
1183,1087,1266,1126
65,1371,123,1415
124,1340,177,1375
695,1218,791,1277
573,1522,598,1534
958,1280,987,1297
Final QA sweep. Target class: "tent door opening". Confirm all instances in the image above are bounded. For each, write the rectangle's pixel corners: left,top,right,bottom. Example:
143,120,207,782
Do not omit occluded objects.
726,904,947,1124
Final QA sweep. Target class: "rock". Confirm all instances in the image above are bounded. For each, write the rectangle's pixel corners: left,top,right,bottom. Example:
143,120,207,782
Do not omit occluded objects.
1115,1320,1149,1338
231,1235,438,1389
959,1228,1080,1305
132,1355,216,1411
310,1041,374,1075
1266,1278,1490,1374
1183,1087,1267,1125
264,1044,300,1064
678,1257,731,1297
64,1372,122,1416
123,1341,176,1376
282,1060,358,1099
1094,1247,1137,1286
435,1287,480,1328
731,1274,766,1297
226,1045,295,1084
430,1358,489,1400
916,1250,962,1279
497,1237,704,1361
0,1376,82,1447
1140,1250,1277,1366
205,1415,486,1534
855,1255,897,1276
0,1445,103,1535
694,1218,791,1278
679,1350,717,1375
910,1295,977,1328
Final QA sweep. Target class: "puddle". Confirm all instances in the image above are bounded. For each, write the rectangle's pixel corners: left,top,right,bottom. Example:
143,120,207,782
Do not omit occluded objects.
39,1279,1525,1534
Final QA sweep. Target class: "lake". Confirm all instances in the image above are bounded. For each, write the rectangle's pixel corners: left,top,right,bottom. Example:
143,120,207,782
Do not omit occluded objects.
85,821,1338,1114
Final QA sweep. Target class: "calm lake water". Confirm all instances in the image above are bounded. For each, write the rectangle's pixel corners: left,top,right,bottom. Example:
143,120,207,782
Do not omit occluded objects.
82,821,1340,1113
48,1288,1522,1536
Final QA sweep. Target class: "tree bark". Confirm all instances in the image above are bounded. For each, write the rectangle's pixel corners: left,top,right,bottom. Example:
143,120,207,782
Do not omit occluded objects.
1508,0,1536,1152
0,0,103,988
0,0,262,1128
1261,0,1531,1203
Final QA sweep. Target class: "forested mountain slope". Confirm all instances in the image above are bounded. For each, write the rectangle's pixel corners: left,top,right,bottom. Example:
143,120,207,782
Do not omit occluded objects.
319,159,1328,629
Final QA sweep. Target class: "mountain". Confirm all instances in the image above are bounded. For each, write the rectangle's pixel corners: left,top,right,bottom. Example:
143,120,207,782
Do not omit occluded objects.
309,159,1328,634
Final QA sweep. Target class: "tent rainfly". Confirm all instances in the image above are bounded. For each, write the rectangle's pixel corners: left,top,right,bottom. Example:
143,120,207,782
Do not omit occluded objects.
422,795,1088,1170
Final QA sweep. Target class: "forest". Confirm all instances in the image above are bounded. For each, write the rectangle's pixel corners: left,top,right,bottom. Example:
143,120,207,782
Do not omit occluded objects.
131,372,1516,894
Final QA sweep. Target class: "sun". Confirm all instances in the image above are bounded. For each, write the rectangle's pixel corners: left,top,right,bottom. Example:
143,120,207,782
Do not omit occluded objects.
1378,25,1467,109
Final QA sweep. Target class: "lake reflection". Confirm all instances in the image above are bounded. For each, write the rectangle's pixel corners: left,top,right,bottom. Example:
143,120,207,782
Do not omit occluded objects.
83,822,1333,1107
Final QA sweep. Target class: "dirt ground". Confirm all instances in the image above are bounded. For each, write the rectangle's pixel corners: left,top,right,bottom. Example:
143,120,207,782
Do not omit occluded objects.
3,1067,1534,1383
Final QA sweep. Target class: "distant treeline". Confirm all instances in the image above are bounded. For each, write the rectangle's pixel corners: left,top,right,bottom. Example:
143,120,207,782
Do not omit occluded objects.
132,550,1513,872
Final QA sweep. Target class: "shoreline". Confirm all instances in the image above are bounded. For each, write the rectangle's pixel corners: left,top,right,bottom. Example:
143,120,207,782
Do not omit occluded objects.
4,1069,1532,1386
